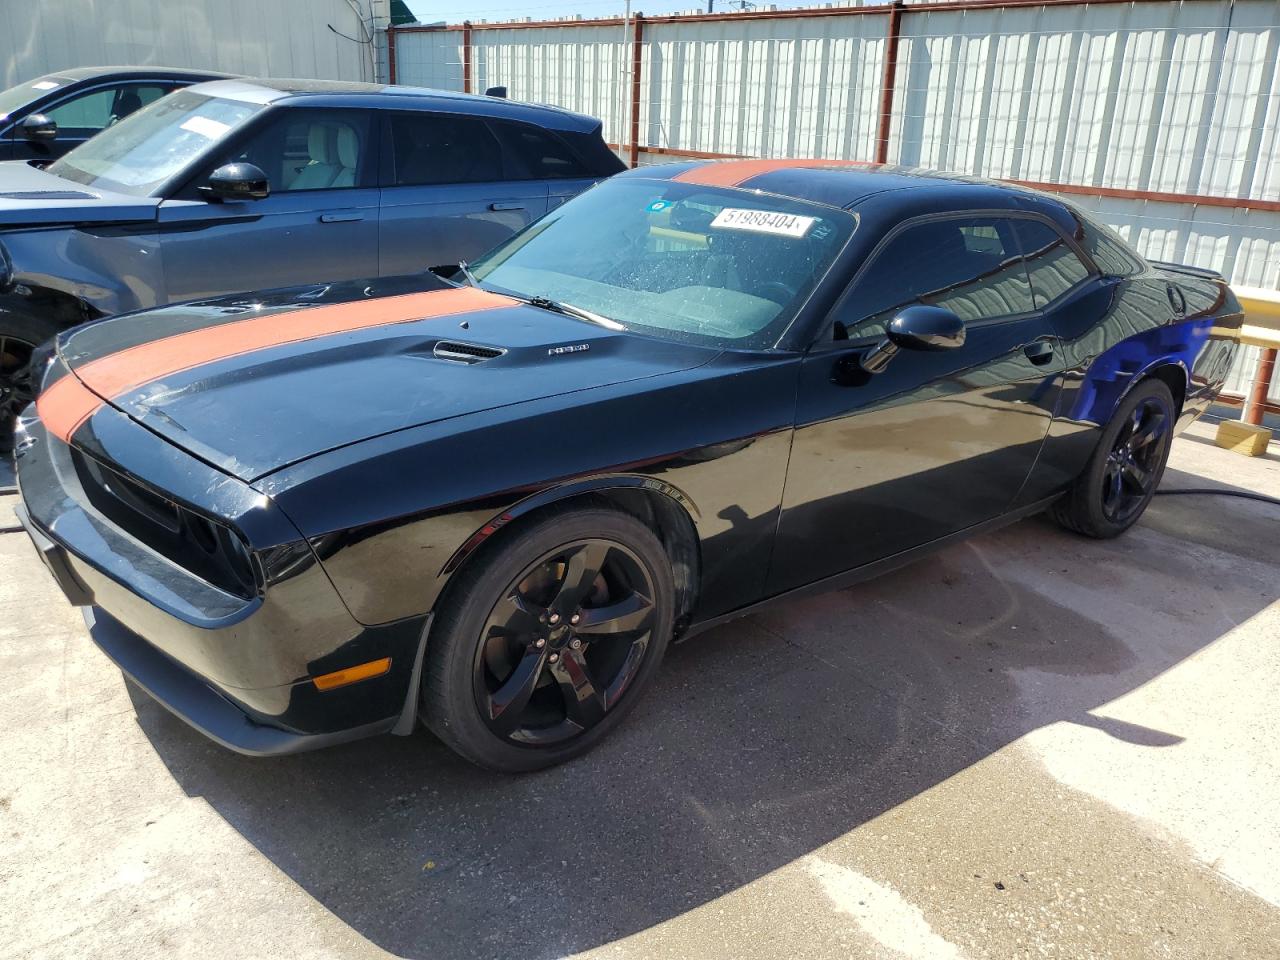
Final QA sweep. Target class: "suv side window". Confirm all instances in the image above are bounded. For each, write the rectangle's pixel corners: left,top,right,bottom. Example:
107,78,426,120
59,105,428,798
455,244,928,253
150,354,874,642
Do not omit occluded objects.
388,112,502,185
1014,219,1093,308
45,83,172,132
838,216,1037,339
224,109,373,192
489,120,588,180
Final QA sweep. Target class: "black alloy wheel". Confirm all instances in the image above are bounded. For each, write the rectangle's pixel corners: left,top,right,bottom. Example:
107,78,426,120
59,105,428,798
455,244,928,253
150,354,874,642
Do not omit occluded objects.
1050,378,1176,539
474,538,657,745
1100,394,1170,524
422,505,675,773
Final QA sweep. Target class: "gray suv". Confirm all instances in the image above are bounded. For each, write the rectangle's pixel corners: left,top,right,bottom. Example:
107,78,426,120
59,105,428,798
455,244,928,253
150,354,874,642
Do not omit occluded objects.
0,78,623,445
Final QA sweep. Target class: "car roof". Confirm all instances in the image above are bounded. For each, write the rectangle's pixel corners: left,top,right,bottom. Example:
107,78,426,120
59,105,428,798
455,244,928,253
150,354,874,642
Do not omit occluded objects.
622,158,1074,222
185,77,604,133
41,66,233,83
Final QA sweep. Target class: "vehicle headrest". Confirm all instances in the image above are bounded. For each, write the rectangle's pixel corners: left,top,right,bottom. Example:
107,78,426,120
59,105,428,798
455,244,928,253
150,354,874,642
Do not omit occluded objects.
335,125,359,169
308,125,336,164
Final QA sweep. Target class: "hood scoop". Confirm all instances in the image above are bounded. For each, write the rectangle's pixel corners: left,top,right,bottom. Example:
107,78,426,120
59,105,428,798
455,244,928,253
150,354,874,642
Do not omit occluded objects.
0,189,98,200
432,340,506,364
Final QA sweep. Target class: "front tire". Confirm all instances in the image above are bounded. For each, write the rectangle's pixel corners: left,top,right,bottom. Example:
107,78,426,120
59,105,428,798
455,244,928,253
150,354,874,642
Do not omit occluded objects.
421,505,675,773
1050,378,1176,539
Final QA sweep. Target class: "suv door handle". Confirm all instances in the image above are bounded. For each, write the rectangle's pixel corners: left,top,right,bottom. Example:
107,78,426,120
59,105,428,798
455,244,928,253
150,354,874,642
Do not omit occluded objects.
1023,340,1055,364
489,202,525,211
319,212,364,223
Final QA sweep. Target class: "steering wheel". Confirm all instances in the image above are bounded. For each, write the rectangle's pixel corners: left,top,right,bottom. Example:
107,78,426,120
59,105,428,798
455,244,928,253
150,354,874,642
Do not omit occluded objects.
756,281,798,306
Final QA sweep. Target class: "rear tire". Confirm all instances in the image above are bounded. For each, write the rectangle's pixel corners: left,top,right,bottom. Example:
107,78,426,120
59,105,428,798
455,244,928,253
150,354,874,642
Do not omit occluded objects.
1050,378,1176,539
1,312,60,454
421,505,675,773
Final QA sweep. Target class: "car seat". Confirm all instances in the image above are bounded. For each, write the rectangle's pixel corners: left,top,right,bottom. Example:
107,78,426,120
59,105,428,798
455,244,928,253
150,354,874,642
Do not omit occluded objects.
291,124,358,190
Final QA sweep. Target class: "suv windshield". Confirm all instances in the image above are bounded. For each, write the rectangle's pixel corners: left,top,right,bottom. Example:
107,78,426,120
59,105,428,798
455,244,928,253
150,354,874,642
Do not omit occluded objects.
48,90,261,197
469,178,856,349
0,74,69,122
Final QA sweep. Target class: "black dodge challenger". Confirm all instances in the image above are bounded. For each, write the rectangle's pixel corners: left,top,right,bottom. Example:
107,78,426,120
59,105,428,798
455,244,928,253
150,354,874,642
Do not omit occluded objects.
14,160,1240,772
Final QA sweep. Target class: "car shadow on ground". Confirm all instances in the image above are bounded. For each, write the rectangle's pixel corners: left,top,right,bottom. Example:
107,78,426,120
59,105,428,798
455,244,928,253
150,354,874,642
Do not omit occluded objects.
127,482,1277,960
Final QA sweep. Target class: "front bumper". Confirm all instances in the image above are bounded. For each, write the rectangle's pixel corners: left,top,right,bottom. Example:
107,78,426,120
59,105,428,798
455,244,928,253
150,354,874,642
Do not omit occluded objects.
14,404,428,755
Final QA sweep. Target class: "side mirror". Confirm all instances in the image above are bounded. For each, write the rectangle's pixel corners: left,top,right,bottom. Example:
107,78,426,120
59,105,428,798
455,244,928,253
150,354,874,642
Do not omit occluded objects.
199,162,270,202
19,114,57,142
484,86,508,99
861,305,965,374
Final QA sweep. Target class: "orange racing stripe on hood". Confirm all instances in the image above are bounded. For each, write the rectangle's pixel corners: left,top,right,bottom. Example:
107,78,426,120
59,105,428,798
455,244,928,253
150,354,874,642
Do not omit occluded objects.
672,158,872,188
37,286,512,444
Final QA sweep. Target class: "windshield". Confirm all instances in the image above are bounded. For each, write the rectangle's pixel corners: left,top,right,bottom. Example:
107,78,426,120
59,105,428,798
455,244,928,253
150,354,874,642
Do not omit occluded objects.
0,74,69,122
469,178,856,349
47,90,261,196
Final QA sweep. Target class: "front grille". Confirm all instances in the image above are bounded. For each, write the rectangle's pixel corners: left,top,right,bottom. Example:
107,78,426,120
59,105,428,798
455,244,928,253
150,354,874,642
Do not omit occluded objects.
72,451,260,599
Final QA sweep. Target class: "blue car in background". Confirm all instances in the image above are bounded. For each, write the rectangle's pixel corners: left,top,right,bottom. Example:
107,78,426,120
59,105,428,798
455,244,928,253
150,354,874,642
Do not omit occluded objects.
0,78,624,447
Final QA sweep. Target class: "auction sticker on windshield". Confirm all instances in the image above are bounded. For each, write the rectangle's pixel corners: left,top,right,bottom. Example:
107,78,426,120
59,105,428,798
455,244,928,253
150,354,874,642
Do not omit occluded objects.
710,208,817,238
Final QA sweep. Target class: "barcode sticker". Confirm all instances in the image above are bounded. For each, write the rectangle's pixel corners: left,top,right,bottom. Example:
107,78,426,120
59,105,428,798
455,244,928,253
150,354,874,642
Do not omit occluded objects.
710,208,817,238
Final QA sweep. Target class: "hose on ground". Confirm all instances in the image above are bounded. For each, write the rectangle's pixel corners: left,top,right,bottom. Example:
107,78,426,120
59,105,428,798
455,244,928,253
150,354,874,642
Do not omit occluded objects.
1154,487,1280,507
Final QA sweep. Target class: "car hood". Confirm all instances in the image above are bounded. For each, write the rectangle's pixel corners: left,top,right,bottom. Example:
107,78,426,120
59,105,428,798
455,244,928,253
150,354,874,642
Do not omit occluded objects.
55,276,716,481
0,161,159,226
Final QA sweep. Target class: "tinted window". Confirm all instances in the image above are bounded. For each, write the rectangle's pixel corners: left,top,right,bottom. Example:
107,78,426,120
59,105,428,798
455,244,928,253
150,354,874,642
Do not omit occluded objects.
490,120,587,179
1078,218,1145,277
842,216,1037,338
46,84,171,131
1015,219,1092,308
228,110,371,191
389,113,502,185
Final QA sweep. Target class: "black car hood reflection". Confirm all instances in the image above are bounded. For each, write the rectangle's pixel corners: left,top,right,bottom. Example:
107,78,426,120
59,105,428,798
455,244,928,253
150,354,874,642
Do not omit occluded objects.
57,278,717,482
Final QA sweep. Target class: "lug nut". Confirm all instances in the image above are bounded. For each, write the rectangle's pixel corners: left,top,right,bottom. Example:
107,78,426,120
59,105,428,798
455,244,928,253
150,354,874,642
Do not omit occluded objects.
570,638,582,650
549,653,560,663
549,612,561,625
570,613,580,625
534,638,545,649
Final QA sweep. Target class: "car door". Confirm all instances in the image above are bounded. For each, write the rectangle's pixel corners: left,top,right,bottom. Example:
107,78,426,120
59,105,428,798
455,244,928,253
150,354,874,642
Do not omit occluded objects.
377,111,547,274
767,213,1066,594
157,107,380,302
8,82,176,162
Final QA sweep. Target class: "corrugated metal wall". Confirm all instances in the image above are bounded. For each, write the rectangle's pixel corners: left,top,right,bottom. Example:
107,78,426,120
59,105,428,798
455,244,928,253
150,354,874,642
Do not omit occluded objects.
0,0,387,87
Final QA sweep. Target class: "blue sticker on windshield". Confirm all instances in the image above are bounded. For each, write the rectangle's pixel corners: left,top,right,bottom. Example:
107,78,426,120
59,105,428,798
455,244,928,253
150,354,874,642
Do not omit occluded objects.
646,200,671,213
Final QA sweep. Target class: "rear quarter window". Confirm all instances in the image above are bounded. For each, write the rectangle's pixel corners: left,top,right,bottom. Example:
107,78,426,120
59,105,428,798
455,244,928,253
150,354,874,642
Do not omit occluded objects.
490,120,589,180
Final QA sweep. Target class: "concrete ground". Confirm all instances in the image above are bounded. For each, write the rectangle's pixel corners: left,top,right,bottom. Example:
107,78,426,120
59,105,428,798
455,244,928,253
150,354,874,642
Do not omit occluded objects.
1,419,1278,960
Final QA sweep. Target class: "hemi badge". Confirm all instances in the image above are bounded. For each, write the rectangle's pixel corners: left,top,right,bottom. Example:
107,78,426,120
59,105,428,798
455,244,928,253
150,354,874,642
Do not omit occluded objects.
548,343,590,356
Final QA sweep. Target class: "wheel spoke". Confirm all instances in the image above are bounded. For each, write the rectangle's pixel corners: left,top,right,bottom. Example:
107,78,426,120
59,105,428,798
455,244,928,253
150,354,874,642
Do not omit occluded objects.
551,541,610,613
548,647,606,730
574,591,654,637
1130,411,1167,450
1121,459,1150,491
486,646,548,734
492,592,546,636
1103,462,1124,510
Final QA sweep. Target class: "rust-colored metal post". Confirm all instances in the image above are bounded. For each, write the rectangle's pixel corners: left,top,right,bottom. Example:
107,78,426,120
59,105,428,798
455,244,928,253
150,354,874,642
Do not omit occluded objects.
628,15,645,168
462,21,473,94
1245,347,1277,425
387,26,398,84
875,1,905,164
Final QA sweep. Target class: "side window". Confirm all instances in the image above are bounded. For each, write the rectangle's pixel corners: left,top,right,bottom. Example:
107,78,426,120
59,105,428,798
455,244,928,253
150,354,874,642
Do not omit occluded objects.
226,110,371,191
1014,220,1093,308
1077,218,1145,278
45,84,170,132
840,216,1037,338
388,113,502,185
489,121,588,180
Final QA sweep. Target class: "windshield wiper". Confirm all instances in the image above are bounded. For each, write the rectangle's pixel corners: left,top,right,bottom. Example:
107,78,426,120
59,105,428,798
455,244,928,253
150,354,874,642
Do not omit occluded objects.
524,295,624,330
456,260,479,287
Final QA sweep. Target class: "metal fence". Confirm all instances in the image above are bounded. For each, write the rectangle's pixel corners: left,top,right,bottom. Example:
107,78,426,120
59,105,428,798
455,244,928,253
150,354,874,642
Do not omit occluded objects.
390,0,1280,404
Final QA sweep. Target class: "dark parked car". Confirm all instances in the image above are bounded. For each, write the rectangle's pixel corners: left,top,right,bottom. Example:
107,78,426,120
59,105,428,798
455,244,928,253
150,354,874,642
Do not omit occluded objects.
0,77,624,448
0,66,230,162
15,161,1240,773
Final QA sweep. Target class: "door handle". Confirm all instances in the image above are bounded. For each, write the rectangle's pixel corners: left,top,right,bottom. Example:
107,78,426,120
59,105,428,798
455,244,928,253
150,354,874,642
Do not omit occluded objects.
1023,340,1055,365
489,202,525,211
319,212,364,223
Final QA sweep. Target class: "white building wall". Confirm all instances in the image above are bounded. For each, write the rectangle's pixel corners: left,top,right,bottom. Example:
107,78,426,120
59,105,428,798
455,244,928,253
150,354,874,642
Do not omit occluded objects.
0,0,388,87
